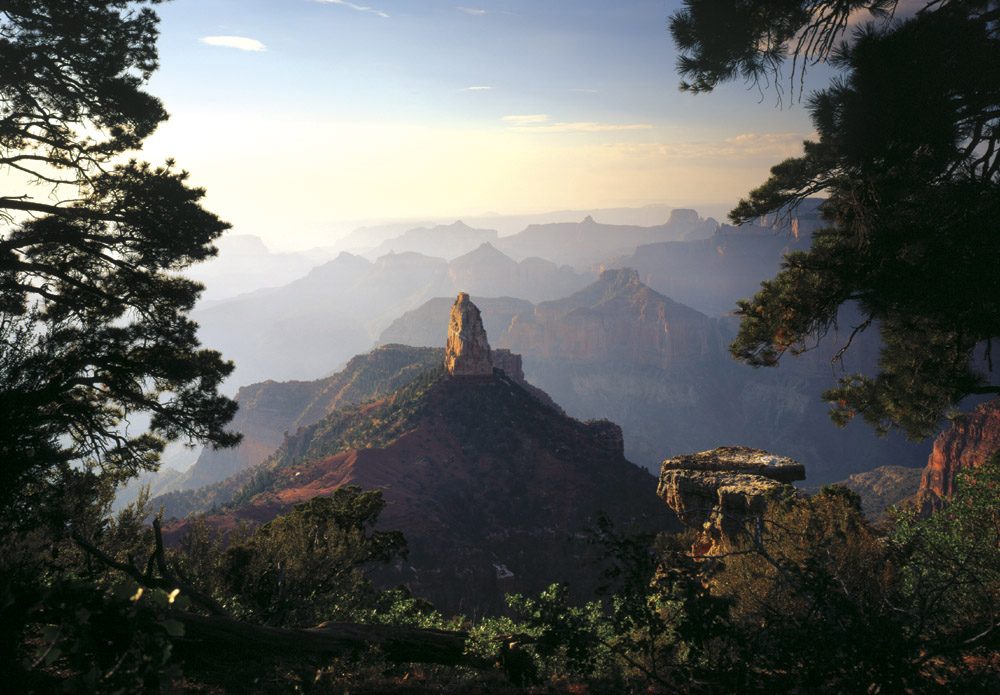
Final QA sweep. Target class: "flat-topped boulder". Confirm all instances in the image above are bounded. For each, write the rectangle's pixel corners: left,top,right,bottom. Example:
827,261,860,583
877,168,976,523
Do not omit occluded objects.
657,470,786,530
657,446,806,554
660,445,805,484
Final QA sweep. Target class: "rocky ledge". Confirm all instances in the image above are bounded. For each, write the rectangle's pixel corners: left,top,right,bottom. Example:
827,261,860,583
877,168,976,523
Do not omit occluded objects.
660,445,805,483
657,446,805,553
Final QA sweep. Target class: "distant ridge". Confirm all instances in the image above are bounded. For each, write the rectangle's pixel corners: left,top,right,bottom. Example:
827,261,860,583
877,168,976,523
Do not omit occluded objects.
494,209,718,270
364,221,499,260
380,270,931,482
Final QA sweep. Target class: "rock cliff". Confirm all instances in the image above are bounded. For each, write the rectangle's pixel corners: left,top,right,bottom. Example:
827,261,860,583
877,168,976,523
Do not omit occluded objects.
657,446,805,553
916,398,1000,511
444,292,493,376
660,445,805,482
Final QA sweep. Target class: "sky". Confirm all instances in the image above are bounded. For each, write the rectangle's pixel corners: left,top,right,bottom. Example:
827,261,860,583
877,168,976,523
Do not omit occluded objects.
140,0,830,249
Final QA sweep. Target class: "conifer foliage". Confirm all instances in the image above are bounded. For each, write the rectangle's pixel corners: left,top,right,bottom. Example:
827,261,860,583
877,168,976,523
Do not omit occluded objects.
0,3,237,684
671,1,1000,437
0,0,238,521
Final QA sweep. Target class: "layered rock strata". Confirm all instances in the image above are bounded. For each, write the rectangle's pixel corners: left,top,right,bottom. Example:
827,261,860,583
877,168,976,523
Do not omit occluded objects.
657,446,805,553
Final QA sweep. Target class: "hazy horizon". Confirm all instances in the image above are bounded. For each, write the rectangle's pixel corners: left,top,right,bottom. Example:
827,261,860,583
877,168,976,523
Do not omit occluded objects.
138,0,829,250
209,199,742,252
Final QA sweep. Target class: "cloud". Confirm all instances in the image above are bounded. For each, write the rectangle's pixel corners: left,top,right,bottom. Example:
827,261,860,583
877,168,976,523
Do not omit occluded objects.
525,123,653,134
719,132,807,156
502,114,551,126
464,85,493,91
200,36,266,52
503,115,652,134
569,88,600,94
314,0,389,19
606,132,808,160
457,7,487,15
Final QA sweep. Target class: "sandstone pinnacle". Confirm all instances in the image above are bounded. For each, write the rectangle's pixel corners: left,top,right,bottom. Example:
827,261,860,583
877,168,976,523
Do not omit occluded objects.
445,292,493,376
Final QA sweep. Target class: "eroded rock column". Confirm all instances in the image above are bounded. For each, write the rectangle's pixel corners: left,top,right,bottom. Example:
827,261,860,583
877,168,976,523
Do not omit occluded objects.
445,292,493,377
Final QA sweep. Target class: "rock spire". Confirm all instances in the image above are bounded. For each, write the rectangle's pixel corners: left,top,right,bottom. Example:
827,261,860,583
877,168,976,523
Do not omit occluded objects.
445,292,493,376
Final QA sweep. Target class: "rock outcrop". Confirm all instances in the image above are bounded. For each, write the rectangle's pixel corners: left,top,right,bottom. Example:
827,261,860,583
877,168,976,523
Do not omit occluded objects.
444,292,493,376
661,446,805,483
657,446,805,553
585,420,626,458
916,398,1000,512
492,349,524,382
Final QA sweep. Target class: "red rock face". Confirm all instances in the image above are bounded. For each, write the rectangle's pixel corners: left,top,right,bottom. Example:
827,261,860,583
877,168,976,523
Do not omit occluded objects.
917,398,1000,509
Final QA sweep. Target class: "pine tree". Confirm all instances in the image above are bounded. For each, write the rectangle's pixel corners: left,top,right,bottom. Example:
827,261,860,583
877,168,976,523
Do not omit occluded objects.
671,1,1000,437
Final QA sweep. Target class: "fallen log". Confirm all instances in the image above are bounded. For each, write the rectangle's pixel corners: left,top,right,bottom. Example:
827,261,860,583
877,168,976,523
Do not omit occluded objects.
173,612,485,668
72,523,503,673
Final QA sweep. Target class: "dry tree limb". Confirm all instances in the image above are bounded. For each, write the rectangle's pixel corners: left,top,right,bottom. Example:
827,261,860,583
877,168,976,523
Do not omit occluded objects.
71,524,503,670
173,613,483,668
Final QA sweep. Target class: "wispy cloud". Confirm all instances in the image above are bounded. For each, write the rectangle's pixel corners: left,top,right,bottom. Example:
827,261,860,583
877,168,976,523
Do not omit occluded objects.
502,114,551,126
314,0,389,19
464,85,493,91
569,88,600,94
606,132,809,160
525,122,653,134
717,132,807,156
503,114,652,133
200,36,266,52
457,7,487,16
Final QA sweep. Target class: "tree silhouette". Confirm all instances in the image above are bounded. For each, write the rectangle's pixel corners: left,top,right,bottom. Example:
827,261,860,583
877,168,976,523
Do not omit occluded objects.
671,1,1000,437
0,0,238,522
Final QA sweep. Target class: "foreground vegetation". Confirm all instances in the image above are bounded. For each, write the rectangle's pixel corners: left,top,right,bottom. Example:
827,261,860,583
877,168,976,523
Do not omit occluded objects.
2,460,995,692
2,1,997,691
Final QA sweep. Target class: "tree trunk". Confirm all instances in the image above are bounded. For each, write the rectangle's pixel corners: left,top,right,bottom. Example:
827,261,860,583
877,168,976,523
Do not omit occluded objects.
172,612,487,668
